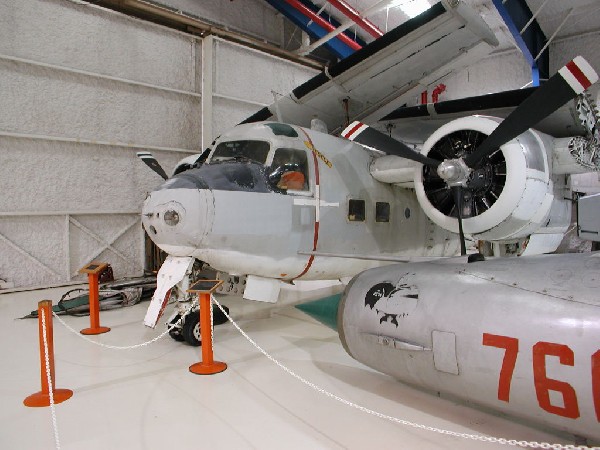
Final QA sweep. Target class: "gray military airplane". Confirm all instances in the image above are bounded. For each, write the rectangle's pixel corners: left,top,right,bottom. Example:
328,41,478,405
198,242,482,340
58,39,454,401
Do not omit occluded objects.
136,0,600,442
137,0,598,329
139,0,500,332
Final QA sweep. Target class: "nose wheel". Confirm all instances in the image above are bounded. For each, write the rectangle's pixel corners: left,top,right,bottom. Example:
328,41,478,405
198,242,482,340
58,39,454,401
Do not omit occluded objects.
169,305,230,347
182,313,202,347
168,315,185,342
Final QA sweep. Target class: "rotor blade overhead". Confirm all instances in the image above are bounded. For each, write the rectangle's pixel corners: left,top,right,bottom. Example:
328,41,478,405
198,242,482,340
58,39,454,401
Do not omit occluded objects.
341,121,441,168
465,56,598,167
137,152,169,180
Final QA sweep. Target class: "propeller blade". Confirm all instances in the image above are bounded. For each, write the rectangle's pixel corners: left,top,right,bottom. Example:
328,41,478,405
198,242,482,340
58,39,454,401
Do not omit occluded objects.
137,151,169,180
451,186,467,256
341,121,441,168
465,56,598,167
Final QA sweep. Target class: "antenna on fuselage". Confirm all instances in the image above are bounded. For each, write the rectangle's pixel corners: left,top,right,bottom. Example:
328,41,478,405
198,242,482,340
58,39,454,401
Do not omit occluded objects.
272,90,283,122
311,117,328,133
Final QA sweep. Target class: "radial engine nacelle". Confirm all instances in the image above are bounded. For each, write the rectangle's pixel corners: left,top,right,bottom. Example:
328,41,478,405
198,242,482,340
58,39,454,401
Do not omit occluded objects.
417,116,566,241
371,115,590,242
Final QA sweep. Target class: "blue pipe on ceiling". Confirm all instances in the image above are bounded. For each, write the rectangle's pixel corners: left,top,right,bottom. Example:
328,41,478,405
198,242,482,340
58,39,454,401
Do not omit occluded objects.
492,0,549,86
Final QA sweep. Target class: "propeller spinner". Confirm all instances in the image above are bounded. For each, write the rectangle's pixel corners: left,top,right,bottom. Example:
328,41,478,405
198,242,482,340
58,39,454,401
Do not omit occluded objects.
342,56,598,255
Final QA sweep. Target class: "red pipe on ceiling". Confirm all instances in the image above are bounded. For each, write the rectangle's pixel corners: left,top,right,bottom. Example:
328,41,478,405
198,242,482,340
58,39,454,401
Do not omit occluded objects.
327,0,384,38
283,0,362,51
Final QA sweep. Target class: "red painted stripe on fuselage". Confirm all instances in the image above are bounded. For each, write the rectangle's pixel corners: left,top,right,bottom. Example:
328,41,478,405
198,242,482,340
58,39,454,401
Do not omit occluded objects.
292,128,320,281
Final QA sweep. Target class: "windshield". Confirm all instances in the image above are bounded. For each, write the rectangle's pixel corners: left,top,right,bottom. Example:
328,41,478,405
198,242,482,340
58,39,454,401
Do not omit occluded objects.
210,140,270,165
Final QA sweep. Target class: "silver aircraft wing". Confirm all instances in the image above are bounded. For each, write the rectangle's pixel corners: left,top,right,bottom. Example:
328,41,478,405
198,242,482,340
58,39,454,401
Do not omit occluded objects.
241,0,499,135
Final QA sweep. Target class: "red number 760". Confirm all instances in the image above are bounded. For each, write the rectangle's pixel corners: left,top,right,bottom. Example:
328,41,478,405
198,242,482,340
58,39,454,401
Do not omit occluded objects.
482,333,600,420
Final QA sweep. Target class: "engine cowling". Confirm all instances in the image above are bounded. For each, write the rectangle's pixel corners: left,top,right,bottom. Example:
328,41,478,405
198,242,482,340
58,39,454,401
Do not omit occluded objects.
414,116,556,241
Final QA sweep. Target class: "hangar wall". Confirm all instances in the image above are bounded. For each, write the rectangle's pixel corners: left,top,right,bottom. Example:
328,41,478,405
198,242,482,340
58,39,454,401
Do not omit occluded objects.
150,0,284,46
0,0,316,289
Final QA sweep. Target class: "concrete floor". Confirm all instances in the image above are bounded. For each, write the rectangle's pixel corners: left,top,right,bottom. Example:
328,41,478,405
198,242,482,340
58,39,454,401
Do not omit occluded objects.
1,282,575,449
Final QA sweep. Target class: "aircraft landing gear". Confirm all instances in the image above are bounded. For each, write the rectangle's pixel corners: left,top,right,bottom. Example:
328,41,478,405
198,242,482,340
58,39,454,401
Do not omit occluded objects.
168,315,185,342
163,260,232,346
168,305,230,347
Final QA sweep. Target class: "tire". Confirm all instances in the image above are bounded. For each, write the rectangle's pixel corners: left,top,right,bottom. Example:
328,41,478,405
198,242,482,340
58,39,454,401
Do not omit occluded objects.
182,313,201,347
168,315,185,342
213,305,230,325
181,305,231,347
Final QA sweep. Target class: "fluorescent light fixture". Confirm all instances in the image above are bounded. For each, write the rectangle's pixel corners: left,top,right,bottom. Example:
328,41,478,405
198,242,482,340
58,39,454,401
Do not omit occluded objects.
388,0,432,19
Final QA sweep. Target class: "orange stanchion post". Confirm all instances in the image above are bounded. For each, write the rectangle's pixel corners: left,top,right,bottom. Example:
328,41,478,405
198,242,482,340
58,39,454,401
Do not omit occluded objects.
24,300,73,407
188,281,227,375
79,262,110,335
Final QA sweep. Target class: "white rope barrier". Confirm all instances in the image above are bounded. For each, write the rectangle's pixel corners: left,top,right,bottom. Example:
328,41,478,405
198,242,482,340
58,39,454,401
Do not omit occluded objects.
42,302,194,450
46,295,599,449
52,303,194,350
41,310,61,450
210,297,599,450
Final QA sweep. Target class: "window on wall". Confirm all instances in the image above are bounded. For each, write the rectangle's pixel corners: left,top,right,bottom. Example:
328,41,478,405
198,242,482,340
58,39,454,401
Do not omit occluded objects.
348,199,365,222
376,202,390,222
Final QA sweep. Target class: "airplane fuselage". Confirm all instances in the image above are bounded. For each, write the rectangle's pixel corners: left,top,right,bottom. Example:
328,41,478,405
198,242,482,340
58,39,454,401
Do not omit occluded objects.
338,252,600,442
141,122,459,281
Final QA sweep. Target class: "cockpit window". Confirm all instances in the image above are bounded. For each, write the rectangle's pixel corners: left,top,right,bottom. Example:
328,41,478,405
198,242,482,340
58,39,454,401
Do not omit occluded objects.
211,140,270,165
265,123,298,138
268,148,309,192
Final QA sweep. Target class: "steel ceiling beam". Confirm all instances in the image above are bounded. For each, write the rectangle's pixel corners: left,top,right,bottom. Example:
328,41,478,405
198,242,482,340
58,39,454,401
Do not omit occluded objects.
265,0,363,59
296,0,398,56
492,0,549,85
327,0,384,38
283,0,362,51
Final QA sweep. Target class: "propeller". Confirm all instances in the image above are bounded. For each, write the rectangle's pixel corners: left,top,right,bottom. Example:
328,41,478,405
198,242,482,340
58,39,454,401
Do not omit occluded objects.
341,56,598,255
465,56,598,167
136,151,169,180
341,121,440,168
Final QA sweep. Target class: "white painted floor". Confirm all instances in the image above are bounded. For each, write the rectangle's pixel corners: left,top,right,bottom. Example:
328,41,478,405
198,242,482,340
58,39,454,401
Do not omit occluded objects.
1,282,576,450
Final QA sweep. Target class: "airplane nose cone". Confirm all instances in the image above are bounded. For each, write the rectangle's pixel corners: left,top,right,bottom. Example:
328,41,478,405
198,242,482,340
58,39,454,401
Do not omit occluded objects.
141,188,214,256
295,293,342,331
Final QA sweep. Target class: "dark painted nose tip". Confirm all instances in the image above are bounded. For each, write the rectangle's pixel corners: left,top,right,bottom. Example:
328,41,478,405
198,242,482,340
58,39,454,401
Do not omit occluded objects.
157,172,209,190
